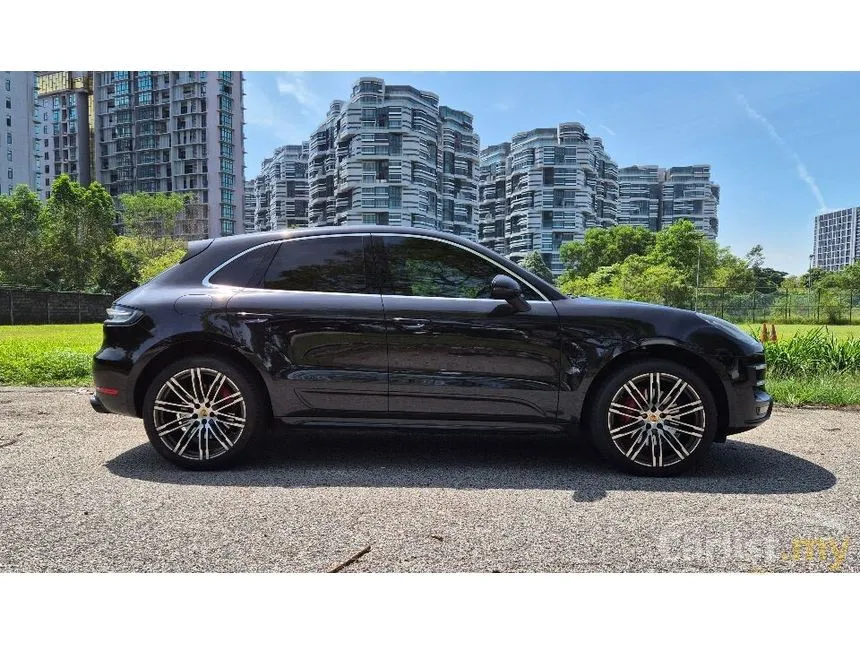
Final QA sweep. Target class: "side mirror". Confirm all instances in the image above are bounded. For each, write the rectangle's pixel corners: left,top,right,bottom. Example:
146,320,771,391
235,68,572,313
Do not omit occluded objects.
491,274,531,312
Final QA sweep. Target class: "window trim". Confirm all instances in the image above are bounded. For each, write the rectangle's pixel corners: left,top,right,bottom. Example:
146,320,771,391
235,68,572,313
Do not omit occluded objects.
201,231,549,303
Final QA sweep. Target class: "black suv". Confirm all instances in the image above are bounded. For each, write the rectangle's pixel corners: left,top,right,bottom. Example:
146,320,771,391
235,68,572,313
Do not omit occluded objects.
91,226,772,476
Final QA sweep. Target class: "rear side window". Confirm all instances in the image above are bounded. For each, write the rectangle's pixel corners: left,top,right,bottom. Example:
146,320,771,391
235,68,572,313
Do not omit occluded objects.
263,236,368,293
209,244,276,287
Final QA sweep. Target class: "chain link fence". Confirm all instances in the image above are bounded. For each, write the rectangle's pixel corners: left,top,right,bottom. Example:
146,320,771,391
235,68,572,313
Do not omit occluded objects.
692,287,860,323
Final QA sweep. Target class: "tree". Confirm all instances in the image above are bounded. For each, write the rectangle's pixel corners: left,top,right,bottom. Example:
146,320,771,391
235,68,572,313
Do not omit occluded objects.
650,219,718,285
0,184,46,286
518,250,554,283
559,225,655,277
712,247,755,292
139,247,187,283
119,192,186,239
40,175,117,291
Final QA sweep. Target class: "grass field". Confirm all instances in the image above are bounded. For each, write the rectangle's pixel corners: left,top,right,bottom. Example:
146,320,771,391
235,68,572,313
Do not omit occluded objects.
2,322,859,407
741,323,860,340
0,323,102,386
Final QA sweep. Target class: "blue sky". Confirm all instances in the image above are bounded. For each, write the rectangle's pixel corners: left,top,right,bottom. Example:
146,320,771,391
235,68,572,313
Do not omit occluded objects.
243,72,860,275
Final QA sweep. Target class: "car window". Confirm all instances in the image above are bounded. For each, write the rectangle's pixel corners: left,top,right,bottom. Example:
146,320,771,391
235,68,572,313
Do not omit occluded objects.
263,236,367,293
380,236,542,300
209,244,276,288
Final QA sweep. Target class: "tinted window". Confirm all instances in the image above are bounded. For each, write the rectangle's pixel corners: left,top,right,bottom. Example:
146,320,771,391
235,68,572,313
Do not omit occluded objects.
381,236,541,300
209,244,276,287
263,236,367,293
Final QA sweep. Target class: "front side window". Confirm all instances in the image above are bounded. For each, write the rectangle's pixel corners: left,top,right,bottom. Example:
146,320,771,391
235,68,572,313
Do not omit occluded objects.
263,236,367,294
381,236,541,300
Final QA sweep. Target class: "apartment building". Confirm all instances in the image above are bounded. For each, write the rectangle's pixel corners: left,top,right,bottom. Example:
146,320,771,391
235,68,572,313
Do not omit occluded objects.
251,143,308,232
36,71,93,196
477,142,510,255
93,71,245,237
617,164,662,232
307,77,479,239
243,179,256,232
480,122,619,275
659,165,719,239
813,207,859,272
1,71,41,196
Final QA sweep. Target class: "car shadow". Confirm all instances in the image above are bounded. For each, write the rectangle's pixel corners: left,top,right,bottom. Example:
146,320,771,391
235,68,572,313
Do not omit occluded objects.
104,427,837,497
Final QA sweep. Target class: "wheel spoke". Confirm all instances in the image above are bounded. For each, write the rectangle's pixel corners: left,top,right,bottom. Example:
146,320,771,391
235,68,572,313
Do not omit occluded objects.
610,418,644,438
658,427,690,459
204,424,210,460
664,421,704,438
209,420,234,449
626,428,648,461
167,378,196,406
664,400,704,417
214,410,246,426
205,373,226,405
658,377,686,409
212,391,243,412
156,415,194,435
154,399,194,414
623,382,649,410
609,402,643,418
174,424,199,455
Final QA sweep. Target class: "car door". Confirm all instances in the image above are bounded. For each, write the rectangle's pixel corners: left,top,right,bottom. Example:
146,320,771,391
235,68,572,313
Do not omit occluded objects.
218,233,389,419
373,233,562,423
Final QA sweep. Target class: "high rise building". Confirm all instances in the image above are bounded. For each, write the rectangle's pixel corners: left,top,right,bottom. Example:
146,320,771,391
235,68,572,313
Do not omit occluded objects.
243,179,256,233
1,71,41,196
477,143,510,255
307,77,479,239
250,143,308,232
660,165,719,239
480,122,618,275
93,71,245,237
36,71,94,196
618,164,720,239
617,165,662,232
813,207,860,272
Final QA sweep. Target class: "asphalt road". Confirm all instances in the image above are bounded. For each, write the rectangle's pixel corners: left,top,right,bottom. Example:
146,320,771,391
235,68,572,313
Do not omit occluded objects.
1,387,858,572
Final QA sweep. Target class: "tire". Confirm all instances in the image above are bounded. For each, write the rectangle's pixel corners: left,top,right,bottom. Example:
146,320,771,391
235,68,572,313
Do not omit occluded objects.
587,359,718,477
142,355,269,470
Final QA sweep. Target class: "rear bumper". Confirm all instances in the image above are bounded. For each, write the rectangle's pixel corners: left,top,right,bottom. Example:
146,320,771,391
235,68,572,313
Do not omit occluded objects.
90,394,111,414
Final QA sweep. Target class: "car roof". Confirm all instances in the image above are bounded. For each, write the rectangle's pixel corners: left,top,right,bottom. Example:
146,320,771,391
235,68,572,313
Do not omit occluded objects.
214,225,478,247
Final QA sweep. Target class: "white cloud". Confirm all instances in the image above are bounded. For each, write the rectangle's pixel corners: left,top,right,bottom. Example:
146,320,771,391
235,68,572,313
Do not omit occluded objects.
736,92,827,213
576,109,587,118
276,72,325,115
599,124,616,136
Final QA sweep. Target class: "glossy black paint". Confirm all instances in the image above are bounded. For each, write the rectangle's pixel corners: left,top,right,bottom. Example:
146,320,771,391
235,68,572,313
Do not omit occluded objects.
91,225,772,437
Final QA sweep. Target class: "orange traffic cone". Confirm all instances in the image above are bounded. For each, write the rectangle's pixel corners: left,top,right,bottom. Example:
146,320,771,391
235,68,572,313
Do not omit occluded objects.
770,324,778,342
760,323,769,343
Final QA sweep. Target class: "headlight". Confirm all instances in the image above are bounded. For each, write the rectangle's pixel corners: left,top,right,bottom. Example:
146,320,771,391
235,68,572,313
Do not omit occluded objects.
695,312,757,344
105,305,142,325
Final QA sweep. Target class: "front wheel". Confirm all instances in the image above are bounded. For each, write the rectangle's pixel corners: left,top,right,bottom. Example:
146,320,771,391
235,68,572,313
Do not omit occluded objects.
588,359,718,476
142,355,268,470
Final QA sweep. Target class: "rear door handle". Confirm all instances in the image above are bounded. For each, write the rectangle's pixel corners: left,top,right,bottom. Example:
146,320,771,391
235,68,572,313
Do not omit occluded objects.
392,317,430,331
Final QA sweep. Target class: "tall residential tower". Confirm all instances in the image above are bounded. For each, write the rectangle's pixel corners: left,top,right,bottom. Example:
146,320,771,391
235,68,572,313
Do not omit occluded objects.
813,207,860,272
93,71,245,237
480,123,618,275
251,142,309,232
1,71,41,196
307,78,479,239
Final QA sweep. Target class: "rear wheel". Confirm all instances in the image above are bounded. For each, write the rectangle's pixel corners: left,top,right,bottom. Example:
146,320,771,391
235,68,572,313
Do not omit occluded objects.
142,355,268,470
588,359,718,476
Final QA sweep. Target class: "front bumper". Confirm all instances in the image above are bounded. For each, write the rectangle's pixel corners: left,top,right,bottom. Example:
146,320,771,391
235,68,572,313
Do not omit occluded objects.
722,354,773,435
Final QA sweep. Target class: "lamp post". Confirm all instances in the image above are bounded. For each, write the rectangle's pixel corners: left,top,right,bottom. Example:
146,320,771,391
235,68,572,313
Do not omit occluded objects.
694,242,702,312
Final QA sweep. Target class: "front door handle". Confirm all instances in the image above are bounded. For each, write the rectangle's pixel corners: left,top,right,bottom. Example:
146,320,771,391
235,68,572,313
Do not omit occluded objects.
392,317,430,331
235,312,273,323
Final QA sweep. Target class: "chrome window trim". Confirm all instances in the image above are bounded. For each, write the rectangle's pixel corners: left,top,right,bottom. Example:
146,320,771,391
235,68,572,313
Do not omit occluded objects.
201,230,549,303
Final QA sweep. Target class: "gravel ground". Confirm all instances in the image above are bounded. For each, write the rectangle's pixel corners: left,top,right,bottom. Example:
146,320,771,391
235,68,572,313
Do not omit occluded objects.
1,387,858,572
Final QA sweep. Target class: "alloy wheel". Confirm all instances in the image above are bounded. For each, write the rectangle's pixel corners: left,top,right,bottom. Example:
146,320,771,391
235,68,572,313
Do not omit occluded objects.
606,372,706,468
152,367,247,461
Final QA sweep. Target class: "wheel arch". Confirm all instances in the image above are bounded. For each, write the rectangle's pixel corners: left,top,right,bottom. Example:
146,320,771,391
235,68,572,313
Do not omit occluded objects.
581,341,730,435
132,336,272,419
